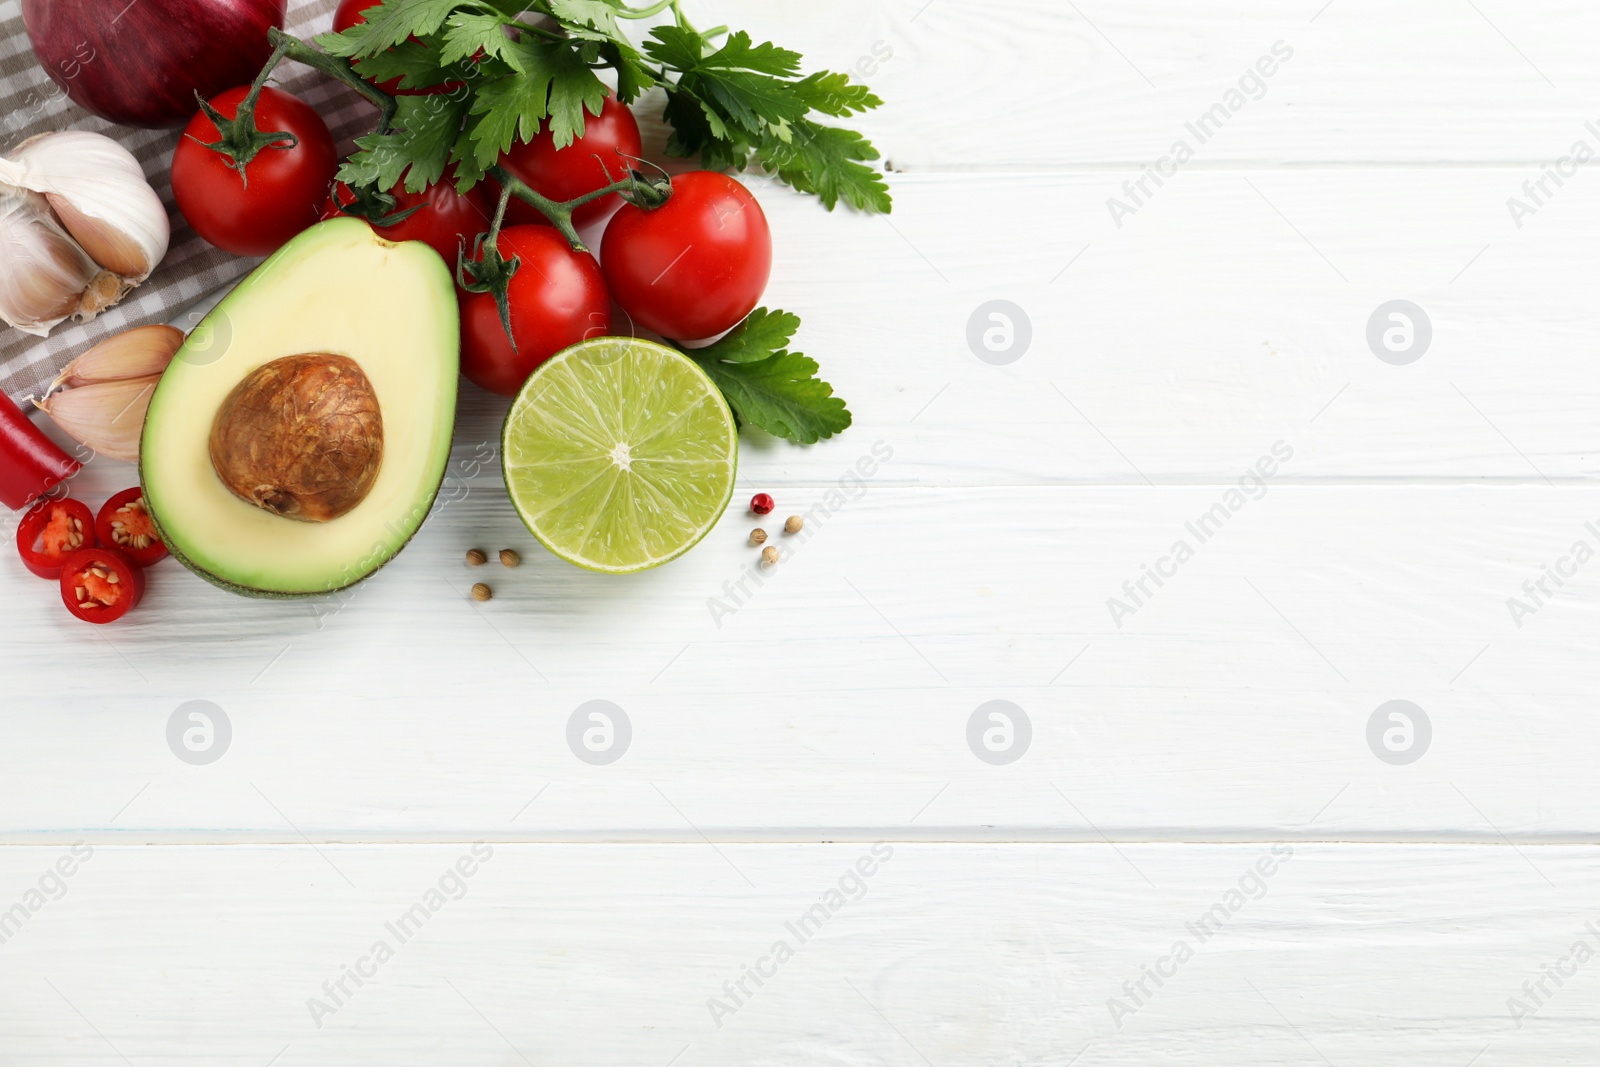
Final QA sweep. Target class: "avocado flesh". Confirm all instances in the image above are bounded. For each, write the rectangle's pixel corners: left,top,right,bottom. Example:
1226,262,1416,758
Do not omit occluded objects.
140,219,459,597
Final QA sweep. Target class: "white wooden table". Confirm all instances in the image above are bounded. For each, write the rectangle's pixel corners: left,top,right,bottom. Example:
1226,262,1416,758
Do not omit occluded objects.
5,1,1600,1062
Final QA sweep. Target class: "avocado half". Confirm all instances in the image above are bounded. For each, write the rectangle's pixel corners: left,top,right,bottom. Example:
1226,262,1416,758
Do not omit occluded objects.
140,219,459,598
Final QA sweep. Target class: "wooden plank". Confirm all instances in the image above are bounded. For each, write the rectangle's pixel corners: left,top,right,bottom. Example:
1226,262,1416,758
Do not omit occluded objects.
0,843,1594,1064
5,478,1596,838
641,168,1595,485
662,0,1600,166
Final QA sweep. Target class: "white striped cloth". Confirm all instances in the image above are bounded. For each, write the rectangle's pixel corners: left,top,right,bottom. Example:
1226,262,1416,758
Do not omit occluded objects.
0,0,373,404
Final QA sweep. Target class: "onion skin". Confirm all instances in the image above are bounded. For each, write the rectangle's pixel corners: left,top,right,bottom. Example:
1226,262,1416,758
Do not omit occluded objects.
22,0,287,129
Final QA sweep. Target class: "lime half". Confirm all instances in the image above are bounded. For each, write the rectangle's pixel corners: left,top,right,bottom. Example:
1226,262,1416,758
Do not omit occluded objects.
502,337,738,573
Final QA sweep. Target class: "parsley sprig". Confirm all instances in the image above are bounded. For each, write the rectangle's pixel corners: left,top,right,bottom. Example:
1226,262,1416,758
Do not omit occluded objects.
676,309,852,443
314,0,891,212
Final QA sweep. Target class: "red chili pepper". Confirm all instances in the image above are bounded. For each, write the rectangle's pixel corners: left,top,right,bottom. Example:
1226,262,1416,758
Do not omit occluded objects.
95,487,168,567
0,393,80,511
15,497,95,579
58,546,144,624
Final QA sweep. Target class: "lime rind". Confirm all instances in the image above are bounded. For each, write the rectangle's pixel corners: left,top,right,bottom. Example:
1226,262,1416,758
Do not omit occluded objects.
502,338,738,573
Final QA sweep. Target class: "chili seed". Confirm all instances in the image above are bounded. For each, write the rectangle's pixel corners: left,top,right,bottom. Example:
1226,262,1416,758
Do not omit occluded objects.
106,572,119,584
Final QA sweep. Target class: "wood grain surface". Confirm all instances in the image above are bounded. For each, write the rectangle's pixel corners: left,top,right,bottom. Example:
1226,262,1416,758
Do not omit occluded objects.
3,1,1596,1063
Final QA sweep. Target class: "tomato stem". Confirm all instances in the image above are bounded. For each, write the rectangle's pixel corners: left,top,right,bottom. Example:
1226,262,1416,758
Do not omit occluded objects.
483,165,672,255
460,167,671,354
485,167,589,252
190,41,300,184
205,28,402,182
265,27,399,131
328,183,426,228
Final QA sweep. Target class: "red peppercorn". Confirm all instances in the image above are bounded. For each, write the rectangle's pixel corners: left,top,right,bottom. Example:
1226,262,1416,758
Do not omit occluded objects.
750,493,775,515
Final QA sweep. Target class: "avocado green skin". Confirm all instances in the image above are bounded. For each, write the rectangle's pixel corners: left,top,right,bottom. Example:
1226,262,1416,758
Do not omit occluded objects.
136,219,458,599
137,454,443,600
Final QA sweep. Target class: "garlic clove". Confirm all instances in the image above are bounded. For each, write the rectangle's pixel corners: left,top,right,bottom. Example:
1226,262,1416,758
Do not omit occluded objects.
47,192,151,279
2,131,170,283
34,373,162,463
0,185,99,336
48,324,185,393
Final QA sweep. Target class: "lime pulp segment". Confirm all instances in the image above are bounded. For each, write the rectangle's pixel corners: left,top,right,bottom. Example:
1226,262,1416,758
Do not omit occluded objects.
501,338,738,573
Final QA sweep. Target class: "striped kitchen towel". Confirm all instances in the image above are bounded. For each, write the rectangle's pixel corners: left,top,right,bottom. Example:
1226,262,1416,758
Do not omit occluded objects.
0,0,372,405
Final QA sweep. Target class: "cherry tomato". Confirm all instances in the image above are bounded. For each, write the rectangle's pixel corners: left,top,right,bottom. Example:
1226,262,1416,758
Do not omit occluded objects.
323,177,491,267
59,546,144,624
600,171,771,340
172,85,338,257
333,0,458,96
15,497,94,579
494,95,643,229
459,226,611,396
95,487,168,568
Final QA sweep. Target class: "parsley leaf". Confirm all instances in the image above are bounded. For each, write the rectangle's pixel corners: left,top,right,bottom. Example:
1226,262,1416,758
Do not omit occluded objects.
789,71,884,117
759,119,891,213
339,92,470,192
353,37,475,89
644,24,890,214
695,31,802,77
679,309,852,443
602,39,657,103
316,0,461,58
437,12,525,69
464,35,605,165
692,307,806,364
640,25,704,71
546,0,625,38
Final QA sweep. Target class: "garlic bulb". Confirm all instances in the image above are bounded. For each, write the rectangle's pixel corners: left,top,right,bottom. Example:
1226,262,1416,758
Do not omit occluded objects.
0,185,102,335
36,324,183,461
0,130,171,337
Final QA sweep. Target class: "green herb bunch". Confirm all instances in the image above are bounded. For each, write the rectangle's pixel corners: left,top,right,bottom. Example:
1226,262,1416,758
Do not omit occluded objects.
318,0,891,215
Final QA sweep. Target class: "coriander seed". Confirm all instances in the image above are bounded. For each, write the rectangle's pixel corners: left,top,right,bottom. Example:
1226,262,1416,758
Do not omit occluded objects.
761,546,779,566
783,515,803,534
749,528,768,545
499,548,520,567
471,582,492,602
466,548,488,566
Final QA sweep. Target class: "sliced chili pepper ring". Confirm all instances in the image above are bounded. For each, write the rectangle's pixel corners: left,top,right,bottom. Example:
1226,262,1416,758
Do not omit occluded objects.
95,487,168,567
58,546,145,624
15,497,95,579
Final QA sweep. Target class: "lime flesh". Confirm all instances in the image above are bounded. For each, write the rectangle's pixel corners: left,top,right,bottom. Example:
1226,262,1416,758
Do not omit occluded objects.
502,337,738,573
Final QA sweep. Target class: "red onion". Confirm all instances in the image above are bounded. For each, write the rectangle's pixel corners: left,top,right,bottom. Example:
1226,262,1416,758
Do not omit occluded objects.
22,0,287,129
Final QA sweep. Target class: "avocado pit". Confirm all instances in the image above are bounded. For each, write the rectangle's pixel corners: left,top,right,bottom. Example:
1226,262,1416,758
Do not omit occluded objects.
208,353,383,522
